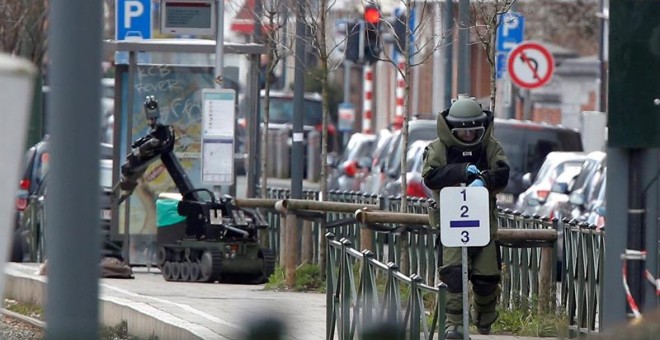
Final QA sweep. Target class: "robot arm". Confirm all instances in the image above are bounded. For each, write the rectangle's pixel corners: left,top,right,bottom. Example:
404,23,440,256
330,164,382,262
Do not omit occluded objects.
116,96,175,204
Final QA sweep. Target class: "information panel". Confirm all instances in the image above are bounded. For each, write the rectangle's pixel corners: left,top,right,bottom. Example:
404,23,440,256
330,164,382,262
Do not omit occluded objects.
160,0,215,36
201,89,235,185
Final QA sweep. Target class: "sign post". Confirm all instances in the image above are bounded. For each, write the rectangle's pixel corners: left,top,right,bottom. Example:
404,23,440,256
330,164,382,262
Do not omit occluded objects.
440,186,491,340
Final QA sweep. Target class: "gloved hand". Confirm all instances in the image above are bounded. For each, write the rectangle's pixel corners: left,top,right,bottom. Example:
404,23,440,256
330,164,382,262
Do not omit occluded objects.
468,179,485,187
466,164,480,176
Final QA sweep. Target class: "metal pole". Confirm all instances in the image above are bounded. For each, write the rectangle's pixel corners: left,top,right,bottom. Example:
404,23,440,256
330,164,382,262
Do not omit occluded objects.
628,149,645,311
252,0,263,196
457,0,470,94
462,246,469,340
46,0,102,338
443,0,454,106
247,55,260,198
602,147,628,327
214,0,235,197
343,61,352,147
291,3,305,200
123,51,137,265
432,0,444,114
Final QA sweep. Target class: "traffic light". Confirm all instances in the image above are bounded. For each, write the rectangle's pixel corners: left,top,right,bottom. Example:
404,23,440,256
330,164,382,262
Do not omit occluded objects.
363,4,382,64
393,13,407,55
345,21,361,63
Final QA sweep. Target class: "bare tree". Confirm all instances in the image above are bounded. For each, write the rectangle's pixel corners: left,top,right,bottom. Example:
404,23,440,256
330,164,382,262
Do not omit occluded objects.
0,0,48,67
377,0,450,213
258,0,293,198
471,0,516,111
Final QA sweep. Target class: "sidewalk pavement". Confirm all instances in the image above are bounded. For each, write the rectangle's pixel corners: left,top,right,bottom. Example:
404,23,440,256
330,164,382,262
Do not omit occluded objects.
4,263,558,340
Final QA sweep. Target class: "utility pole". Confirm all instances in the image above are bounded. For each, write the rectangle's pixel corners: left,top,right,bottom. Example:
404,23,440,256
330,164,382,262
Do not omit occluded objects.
47,1,102,338
443,0,453,107
457,0,470,94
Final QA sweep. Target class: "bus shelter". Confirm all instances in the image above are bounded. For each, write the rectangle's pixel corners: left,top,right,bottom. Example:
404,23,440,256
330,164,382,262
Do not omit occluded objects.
104,39,265,265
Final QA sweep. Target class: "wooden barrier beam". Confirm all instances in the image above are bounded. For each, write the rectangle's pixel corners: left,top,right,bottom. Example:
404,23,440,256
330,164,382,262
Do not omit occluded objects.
354,209,429,225
281,199,380,213
354,210,558,243
233,198,279,209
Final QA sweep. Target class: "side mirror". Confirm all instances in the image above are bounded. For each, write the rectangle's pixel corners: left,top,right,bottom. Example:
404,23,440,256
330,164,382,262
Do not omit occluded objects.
569,192,585,206
551,182,569,194
522,173,533,189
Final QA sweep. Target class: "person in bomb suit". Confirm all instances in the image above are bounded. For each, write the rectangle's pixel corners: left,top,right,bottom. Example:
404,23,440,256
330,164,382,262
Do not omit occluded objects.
422,94,510,339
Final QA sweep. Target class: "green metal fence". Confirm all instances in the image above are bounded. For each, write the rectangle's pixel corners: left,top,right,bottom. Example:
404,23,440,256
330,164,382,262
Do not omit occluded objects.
258,186,605,337
325,233,447,340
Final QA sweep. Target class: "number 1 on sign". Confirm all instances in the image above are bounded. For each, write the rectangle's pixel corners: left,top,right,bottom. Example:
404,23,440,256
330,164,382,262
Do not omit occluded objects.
461,189,466,201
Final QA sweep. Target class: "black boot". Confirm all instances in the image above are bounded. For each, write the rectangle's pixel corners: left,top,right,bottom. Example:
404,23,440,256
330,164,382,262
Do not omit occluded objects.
444,325,470,339
472,311,498,335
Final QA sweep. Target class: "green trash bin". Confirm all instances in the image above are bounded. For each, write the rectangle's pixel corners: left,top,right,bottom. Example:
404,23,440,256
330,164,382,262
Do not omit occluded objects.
156,193,187,245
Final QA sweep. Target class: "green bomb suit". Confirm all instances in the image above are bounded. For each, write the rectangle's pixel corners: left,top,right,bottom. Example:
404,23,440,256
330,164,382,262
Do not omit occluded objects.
422,108,510,333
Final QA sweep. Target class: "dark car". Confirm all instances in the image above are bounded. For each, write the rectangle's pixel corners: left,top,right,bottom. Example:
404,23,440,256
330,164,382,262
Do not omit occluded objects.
492,119,584,210
10,138,117,262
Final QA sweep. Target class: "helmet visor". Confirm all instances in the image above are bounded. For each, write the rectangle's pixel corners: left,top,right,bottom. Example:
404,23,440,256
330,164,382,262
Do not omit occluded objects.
451,126,485,145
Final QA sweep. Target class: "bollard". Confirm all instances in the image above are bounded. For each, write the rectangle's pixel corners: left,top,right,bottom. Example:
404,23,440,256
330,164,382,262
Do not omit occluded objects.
302,220,313,264
306,130,321,182
275,127,290,178
266,126,278,177
285,212,299,288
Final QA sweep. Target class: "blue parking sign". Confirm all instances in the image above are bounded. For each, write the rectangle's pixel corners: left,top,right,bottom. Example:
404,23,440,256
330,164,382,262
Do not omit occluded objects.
115,0,152,64
496,12,524,53
116,0,152,40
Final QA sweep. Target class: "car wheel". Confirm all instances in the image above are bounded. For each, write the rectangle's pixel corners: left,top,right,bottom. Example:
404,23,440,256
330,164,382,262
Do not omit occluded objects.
10,229,24,262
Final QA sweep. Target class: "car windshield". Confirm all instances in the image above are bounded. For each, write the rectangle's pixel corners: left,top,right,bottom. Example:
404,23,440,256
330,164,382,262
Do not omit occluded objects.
260,97,323,126
387,124,436,174
341,137,375,163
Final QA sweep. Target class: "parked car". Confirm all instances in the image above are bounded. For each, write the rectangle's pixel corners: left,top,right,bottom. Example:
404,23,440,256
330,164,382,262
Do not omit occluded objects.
373,119,437,196
238,91,339,177
382,139,433,198
327,132,377,192
10,138,117,262
515,152,586,215
360,131,395,195
492,119,584,210
585,167,607,230
552,151,607,222
534,167,583,220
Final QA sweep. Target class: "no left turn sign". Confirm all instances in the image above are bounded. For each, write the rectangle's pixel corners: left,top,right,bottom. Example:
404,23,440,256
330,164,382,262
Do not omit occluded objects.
507,41,554,90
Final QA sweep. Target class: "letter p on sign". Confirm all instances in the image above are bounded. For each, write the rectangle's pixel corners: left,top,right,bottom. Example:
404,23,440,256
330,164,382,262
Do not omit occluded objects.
125,1,144,29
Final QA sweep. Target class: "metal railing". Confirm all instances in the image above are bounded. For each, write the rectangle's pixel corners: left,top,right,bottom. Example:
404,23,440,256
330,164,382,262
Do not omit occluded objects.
326,233,447,340
248,186,605,337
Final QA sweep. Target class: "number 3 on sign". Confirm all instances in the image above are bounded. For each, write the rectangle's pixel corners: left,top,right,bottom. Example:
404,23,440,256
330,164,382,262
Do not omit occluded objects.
439,187,490,248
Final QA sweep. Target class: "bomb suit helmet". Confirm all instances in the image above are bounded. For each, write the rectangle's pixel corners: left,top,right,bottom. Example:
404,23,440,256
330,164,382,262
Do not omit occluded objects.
446,94,487,146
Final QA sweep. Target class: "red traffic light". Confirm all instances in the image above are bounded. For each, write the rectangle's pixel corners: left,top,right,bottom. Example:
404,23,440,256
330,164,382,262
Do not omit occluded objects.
364,6,380,25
